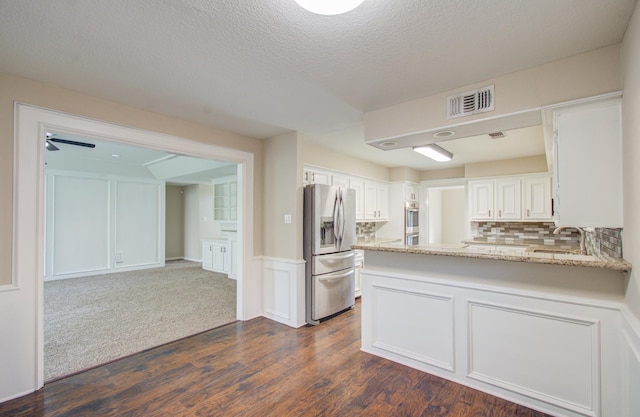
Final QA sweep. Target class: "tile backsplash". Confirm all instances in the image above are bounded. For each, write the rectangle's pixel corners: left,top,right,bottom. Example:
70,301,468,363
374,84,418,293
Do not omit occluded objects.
470,221,623,258
356,222,377,242
470,222,579,247
595,228,623,258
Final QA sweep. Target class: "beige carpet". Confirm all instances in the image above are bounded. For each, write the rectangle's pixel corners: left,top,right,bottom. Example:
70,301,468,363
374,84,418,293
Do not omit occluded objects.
44,260,236,382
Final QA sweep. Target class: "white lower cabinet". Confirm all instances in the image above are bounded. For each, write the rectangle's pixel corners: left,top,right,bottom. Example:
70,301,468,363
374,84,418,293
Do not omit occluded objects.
202,239,230,274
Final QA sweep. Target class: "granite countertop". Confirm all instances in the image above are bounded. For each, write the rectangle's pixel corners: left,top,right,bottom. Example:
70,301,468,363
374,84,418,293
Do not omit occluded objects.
351,240,632,272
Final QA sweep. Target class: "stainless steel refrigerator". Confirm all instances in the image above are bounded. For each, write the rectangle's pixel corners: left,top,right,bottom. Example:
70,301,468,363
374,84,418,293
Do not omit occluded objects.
304,184,356,325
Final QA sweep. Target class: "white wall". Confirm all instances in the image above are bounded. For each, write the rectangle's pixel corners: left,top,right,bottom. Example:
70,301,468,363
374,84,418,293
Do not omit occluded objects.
44,171,165,280
622,0,640,324
621,4,640,416
441,188,466,244
427,188,443,244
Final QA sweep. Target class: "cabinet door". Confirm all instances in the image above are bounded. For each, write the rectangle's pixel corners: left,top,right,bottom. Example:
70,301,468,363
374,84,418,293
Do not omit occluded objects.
211,242,226,272
468,180,494,220
212,177,237,221
405,183,418,201
364,180,378,220
202,242,214,270
495,179,521,220
376,183,389,220
555,99,622,227
213,182,229,221
350,178,365,221
332,174,350,189
304,169,331,185
523,176,552,220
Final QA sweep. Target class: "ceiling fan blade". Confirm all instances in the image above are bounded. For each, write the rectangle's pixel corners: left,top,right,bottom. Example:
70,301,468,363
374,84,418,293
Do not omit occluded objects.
45,140,60,151
48,138,96,149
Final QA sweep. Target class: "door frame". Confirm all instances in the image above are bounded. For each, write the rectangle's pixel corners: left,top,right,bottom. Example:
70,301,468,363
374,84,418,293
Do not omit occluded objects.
4,102,256,398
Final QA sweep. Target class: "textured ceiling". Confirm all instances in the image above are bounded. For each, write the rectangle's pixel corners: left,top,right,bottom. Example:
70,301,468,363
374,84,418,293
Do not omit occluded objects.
1,0,637,169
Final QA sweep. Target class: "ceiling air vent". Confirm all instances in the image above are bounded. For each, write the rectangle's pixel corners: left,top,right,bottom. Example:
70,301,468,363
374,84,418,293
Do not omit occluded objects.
446,85,494,119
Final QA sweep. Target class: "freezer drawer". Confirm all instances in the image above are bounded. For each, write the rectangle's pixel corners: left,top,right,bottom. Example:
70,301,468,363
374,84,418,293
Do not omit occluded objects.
312,251,355,275
310,268,355,321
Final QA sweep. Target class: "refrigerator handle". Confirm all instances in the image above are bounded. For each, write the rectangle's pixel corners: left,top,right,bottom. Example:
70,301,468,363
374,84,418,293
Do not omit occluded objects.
332,191,340,250
338,189,345,250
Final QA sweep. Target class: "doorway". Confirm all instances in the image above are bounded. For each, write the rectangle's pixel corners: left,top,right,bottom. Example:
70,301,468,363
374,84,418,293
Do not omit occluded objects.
43,134,241,380
11,103,256,391
424,184,469,244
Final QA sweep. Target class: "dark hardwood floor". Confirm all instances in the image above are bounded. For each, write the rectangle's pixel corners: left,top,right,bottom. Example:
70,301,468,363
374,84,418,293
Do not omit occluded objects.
0,300,552,416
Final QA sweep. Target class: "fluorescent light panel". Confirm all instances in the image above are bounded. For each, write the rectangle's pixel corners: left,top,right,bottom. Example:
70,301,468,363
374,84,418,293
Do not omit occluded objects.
413,144,453,162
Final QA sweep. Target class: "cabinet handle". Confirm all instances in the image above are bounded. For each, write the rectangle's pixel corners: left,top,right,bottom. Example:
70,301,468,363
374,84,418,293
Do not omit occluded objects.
499,210,502,217
527,209,530,217
488,210,491,217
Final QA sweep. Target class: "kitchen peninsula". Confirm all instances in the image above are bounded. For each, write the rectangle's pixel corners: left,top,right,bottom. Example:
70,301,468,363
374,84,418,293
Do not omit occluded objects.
352,240,630,417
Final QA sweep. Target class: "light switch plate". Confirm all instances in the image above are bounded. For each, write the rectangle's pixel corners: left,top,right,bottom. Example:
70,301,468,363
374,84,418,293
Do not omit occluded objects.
284,214,292,224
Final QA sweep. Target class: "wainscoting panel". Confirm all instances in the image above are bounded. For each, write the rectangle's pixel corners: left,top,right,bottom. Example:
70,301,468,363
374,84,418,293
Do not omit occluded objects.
262,257,306,328
48,175,111,276
371,284,455,371
467,300,600,416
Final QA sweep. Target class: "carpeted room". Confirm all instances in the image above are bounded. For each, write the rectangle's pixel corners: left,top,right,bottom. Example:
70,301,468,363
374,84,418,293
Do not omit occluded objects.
44,261,236,381
43,137,240,381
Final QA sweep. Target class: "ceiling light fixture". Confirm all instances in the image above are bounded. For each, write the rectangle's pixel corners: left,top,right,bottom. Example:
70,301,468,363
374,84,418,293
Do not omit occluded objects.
433,130,456,139
413,144,453,162
294,0,365,15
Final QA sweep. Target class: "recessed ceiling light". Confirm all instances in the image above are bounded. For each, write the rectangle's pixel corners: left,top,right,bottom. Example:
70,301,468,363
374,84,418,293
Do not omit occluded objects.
294,0,365,15
112,154,120,158
433,130,456,138
379,141,398,148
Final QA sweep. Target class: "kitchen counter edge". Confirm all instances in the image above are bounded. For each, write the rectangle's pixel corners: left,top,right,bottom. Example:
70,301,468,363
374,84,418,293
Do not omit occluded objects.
351,242,631,272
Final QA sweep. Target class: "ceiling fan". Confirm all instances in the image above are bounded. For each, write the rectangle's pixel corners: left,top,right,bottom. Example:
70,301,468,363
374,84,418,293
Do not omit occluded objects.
45,133,96,151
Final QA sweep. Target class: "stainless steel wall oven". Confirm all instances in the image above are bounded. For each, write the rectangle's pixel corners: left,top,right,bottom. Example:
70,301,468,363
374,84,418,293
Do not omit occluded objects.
405,201,419,245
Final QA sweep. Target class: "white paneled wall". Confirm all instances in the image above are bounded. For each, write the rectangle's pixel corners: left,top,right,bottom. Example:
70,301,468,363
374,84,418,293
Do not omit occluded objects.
45,171,165,280
361,255,629,417
48,175,111,275
115,180,163,268
262,257,306,328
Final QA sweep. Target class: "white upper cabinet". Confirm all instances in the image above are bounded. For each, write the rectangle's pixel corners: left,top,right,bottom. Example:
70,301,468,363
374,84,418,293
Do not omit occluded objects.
523,175,552,220
550,94,623,227
332,174,350,189
468,175,552,222
404,183,419,201
364,180,388,221
213,176,237,221
302,165,388,222
350,178,365,221
303,168,331,185
495,178,521,220
469,180,495,220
